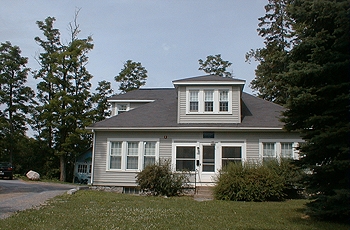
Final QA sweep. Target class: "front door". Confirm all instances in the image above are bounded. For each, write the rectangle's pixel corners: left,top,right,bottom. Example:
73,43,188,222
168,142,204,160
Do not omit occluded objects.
198,144,216,183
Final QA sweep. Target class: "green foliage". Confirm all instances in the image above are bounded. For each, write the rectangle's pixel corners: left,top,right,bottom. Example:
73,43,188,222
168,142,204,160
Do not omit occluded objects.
251,0,350,221
90,80,113,122
33,13,95,181
136,161,189,196
115,60,148,93
198,54,233,77
214,160,304,202
0,41,35,163
281,0,350,221
246,0,293,105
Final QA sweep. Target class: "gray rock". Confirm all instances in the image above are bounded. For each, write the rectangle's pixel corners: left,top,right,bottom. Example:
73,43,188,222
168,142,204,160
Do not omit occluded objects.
26,170,40,181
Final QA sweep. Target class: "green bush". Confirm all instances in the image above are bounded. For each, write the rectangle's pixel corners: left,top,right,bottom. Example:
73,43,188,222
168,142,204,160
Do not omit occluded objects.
214,160,304,202
136,160,189,196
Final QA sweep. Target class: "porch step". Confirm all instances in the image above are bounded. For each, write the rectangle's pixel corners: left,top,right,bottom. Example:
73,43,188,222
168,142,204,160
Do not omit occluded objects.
194,186,214,200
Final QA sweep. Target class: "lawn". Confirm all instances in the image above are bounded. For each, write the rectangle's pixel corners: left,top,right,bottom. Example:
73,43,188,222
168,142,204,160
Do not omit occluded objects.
0,190,348,230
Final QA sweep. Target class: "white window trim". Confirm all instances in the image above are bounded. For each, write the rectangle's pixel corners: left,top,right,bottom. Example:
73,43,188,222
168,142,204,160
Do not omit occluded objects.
186,87,232,114
115,103,130,115
172,140,246,173
259,139,302,161
106,138,159,172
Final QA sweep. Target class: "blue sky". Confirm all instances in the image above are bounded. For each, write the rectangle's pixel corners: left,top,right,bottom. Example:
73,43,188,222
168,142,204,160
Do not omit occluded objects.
1,0,267,94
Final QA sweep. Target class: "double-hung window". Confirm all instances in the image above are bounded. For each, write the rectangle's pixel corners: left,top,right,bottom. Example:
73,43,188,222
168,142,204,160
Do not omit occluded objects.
108,140,158,171
127,142,139,169
110,141,122,169
204,90,214,112
281,143,293,158
189,90,199,112
116,104,128,115
144,141,156,168
219,90,229,112
263,142,275,161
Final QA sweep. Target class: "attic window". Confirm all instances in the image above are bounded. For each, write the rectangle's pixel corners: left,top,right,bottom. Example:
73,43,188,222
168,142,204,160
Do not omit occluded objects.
116,103,129,115
203,132,215,138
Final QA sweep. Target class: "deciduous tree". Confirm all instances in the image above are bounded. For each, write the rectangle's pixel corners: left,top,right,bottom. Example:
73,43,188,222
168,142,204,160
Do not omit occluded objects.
198,54,233,78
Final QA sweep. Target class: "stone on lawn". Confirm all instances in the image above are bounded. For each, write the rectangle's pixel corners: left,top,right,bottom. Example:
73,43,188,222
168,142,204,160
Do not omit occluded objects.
26,170,40,180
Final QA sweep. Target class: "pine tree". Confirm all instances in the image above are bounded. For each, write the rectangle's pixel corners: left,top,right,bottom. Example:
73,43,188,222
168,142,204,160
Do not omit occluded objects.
91,80,113,122
115,60,148,93
0,41,34,163
282,0,350,221
246,0,293,105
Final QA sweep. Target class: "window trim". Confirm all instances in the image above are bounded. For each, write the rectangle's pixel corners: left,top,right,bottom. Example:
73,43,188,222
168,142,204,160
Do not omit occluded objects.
186,87,232,114
106,138,159,172
259,139,302,161
115,103,130,115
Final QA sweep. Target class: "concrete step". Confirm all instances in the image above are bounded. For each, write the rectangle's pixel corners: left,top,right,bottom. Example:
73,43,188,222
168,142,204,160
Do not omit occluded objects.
194,186,214,200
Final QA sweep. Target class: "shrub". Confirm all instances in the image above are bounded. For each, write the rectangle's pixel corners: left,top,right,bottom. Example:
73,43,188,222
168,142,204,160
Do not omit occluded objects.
136,160,189,196
214,160,304,202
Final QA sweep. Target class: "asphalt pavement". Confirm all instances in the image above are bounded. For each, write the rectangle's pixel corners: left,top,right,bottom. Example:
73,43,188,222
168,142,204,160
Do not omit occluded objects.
0,179,76,219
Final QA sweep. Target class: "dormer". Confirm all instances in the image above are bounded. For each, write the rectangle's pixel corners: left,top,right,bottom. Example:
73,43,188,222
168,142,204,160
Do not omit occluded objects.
172,75,245,124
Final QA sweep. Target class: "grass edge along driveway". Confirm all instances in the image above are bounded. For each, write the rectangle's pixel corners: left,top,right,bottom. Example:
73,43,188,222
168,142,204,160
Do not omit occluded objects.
0,190,348,230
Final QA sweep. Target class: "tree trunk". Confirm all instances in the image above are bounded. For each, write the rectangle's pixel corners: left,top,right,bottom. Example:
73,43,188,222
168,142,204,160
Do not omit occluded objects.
60,154,66,182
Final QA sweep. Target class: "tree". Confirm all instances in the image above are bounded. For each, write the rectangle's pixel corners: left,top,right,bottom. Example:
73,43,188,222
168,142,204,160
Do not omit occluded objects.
246,0,293,105
90,80,113,122
281,0,350,221
115,60,148,93
198,54,233,78
33,13,94,182
0,41,35,163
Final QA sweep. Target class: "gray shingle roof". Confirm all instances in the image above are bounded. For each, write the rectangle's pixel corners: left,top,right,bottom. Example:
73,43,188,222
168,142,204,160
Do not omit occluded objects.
88,88,285,130
173,75,246,83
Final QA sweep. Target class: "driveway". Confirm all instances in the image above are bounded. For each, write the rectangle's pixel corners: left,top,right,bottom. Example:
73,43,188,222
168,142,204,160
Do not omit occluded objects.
0,179,76,219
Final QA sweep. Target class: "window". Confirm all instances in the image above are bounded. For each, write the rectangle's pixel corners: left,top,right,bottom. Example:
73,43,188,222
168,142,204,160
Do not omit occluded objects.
203,132,215,138
116,104,128,115
77,164,87,173
204,90,214,112
144,141,156,168
281,143,293,158
222,146,241,167
127,142,139,169
176,146,196,171
219,90,229,112
260,141,301,161
110,141,122,169
108,140,158,171
187,88,231,114
189,90,199,112
263,143,275,161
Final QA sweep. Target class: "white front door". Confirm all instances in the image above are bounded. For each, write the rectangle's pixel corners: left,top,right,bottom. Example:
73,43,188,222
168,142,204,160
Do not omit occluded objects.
197,143,216,184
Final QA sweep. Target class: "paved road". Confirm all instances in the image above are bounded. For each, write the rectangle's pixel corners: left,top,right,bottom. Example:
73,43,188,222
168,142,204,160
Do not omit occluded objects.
0,179,76,219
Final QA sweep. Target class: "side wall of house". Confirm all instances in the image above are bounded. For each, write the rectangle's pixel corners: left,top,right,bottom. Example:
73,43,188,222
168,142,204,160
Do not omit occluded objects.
92,130,301,187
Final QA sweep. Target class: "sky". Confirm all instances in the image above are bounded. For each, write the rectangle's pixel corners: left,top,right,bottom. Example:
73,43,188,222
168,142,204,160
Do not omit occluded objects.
0,0,267,94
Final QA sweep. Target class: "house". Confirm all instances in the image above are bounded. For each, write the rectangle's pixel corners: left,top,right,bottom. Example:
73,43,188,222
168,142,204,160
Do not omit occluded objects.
73,148,92,184
87,75,302,190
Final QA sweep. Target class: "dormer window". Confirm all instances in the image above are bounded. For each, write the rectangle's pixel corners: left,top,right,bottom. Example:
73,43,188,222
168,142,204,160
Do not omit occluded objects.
189,90,199,112
186,88,232,114
116,103,129,115
219,90,229,112
204,90,214,112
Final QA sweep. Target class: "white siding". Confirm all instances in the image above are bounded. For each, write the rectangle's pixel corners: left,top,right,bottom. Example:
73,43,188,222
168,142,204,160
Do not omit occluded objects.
177,86,241,123
92,130,302,186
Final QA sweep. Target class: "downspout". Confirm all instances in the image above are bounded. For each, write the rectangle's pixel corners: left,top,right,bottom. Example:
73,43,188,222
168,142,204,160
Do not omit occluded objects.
90,129,96,185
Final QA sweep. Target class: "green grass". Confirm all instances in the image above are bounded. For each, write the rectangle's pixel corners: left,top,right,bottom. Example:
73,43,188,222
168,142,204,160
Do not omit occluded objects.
0,190,348,230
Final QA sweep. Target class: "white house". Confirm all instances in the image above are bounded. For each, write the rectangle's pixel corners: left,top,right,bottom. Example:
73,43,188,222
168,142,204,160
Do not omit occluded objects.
87,75,302,191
